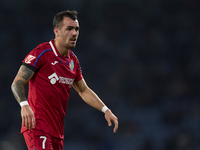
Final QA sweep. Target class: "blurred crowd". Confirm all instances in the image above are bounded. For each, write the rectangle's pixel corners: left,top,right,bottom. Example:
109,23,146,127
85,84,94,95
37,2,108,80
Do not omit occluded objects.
0,0,200,149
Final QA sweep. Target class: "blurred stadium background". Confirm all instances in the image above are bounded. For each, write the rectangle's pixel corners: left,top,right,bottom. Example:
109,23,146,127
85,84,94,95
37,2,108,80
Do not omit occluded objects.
1,0,200,149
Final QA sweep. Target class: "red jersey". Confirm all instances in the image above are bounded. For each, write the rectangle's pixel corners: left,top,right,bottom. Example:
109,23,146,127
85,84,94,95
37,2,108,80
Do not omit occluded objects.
21,39,83,139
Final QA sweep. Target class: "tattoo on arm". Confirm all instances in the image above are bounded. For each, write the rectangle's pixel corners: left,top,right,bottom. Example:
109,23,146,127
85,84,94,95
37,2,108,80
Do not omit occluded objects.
11,80,27,104
17,65,35,82
11,65,35,104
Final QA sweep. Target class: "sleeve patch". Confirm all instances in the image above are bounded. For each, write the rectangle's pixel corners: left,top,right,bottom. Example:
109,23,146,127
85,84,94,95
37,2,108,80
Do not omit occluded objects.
25,55,36,64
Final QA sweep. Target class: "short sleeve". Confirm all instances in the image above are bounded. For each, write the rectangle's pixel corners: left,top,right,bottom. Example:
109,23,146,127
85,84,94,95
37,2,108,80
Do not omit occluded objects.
22,45,48,70
74,58,83,82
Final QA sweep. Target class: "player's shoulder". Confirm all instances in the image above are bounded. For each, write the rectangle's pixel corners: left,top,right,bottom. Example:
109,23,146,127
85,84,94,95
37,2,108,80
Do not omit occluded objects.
33,42,51,53
68,49,78,59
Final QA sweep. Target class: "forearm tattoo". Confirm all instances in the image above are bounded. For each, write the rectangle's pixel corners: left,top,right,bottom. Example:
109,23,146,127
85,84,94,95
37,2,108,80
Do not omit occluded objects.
11,65,34,104
11,80,27,104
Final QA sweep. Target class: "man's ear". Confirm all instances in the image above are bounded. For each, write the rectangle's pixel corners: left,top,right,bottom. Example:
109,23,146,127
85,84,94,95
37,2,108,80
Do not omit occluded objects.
53,27,59,36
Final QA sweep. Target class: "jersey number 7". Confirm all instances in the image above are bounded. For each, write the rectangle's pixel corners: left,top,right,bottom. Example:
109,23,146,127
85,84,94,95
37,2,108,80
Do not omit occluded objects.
40,136,47,149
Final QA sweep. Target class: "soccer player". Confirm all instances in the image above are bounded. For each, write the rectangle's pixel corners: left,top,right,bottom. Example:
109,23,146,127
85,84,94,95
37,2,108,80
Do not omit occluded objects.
11,10,118,150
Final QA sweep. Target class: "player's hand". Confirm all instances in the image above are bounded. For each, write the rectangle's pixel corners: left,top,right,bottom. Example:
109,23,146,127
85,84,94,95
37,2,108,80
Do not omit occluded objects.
21,105,36,129
105,109,118,133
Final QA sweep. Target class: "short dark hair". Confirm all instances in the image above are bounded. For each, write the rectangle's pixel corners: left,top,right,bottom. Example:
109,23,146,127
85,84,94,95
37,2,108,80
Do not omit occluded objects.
53,10,78,28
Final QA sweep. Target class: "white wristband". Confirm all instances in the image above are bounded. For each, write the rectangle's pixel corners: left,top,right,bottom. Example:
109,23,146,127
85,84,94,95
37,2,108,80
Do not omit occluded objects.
102,106,109,113
20,101,29,107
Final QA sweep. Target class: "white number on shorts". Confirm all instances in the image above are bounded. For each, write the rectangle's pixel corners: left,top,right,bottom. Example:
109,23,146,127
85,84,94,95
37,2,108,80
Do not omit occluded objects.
40,136,47,149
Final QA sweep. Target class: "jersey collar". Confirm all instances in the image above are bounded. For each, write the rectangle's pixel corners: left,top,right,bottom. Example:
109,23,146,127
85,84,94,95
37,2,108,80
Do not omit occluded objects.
49,39,70,58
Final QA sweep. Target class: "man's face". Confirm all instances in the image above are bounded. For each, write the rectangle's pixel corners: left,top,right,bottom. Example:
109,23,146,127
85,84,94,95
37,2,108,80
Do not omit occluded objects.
54,17,79,49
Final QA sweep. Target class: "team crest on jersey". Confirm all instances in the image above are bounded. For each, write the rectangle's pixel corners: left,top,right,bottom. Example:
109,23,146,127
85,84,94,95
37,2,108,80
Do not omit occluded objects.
25,55,36,64
69,60,74,71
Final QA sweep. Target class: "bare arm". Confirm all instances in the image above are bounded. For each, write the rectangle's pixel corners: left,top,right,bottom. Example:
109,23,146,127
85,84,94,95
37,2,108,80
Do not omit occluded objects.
73,79,118,133
11,65,36,129
11,65,34,103
73,78,106,111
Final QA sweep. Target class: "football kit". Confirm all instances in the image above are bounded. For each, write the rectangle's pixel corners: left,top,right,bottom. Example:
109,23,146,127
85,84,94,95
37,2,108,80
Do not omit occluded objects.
21,39,83,140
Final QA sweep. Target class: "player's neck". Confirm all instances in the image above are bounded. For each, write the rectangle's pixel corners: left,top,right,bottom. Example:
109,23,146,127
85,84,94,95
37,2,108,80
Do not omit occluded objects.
54,40,69,56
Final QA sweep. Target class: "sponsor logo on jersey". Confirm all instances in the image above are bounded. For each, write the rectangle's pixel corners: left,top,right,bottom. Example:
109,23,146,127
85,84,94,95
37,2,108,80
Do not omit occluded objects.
25,55,36,64
48,73,59,84
48,72,74,85
59,77,74,85
69,60,74,71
